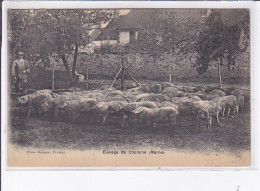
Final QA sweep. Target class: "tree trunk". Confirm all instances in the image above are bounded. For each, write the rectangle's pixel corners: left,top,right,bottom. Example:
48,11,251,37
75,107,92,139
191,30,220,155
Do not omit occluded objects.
218,57,223,88
72,44,78,80
86,67,89,90
61,54,74,82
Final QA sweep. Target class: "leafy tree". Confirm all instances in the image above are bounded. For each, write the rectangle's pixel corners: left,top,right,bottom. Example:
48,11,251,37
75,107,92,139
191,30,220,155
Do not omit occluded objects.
8,9,113,83
195,9,249,87
133,10,201,82
132,10,200,54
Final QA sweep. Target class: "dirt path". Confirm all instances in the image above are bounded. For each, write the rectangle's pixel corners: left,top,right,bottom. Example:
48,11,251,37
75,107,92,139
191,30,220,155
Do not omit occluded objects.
9,109,250,155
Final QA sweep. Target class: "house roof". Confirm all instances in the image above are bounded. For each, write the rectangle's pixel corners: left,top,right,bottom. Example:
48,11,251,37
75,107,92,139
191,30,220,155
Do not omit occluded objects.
89,29,102,42
95,27,119,41
113,9,159,30
95,9,160,41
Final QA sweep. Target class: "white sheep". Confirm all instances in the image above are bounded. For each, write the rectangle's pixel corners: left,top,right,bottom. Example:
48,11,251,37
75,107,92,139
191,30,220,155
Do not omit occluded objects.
132,106,179,130
192,100,222,128
96,101,124,125
17,90,54,117
119,101,159,128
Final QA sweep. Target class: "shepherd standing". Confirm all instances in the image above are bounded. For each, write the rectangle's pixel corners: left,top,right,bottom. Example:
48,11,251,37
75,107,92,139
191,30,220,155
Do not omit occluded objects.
12,51,30,92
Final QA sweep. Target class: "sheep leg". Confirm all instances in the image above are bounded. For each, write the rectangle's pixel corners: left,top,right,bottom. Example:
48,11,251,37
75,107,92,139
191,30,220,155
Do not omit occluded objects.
192,115,197,128
235,106,239,114
210,116,213,128
206,112,210,128
152,122,156,132
192,116,196,128
176,115,181,127
172,121,176,129
229,106,236,118
70,113,73,123
227,107,231,115
170,115,176,129
127,117,131,128
54,108,59,120
72,112,78,123
76,113,80,124
216,113,221,126
195,114,201,128
208,116,212,128
222,107,225,118
34,106,39,117
28,100,36,117
27,107,32,117
170,122,176,133
102,114,108,125
146,121,150,129
121,114,128,128
197,118,201,128
68,113,74,123
74,113,79,124
121,115,125,128
169,120,173,129
233,106,236,114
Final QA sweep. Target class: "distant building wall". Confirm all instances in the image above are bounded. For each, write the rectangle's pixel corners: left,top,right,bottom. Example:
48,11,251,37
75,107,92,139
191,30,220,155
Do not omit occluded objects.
79,40,118,53
119,31,130,44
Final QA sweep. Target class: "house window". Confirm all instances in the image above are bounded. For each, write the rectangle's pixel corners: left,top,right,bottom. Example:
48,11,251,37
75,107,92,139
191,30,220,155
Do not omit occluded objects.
119,30,137,44
119,31,130,44
129,30,136,43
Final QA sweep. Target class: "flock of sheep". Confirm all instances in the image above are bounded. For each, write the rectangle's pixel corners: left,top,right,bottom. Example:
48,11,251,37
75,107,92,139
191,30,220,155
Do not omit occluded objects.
16,82,250,130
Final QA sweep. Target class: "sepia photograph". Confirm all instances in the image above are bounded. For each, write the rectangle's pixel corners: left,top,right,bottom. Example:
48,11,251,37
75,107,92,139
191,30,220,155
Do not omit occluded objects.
5,8,251,167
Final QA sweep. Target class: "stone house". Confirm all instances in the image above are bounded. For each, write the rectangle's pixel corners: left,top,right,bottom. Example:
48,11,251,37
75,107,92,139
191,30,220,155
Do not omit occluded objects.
94,9,210,45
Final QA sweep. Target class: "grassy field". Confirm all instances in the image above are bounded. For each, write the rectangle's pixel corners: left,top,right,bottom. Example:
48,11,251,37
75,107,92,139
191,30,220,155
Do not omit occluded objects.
10,105,250,155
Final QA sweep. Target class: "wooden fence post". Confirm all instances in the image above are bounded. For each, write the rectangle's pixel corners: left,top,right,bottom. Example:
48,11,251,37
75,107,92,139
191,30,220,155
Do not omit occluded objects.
218,57,223,88
121,57,125,90
52,64,55,90
168,62,172,82
86,67,89,90
50,56,55,90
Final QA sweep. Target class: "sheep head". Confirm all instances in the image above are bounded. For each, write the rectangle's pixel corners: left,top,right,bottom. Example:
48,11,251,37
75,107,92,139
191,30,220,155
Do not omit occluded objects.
17,95,29,105
97,102,109,112
133,107,144,115
108,103,123,113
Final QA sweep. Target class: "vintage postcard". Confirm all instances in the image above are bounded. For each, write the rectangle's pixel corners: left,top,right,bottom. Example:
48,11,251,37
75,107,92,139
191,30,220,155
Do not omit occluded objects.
3,4,251,167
